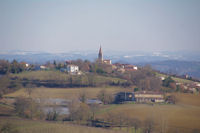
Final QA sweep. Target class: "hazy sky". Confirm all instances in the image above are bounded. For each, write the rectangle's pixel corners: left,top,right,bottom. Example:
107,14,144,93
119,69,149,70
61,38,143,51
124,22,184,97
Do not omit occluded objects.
0,0,200,53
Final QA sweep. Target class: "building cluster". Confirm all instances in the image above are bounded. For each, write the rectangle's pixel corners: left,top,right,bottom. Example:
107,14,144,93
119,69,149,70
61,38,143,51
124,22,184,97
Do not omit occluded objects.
176,82,200,93
160,76,200,93
115,91,165,103
97,46,138,72
112,63,138,73
62,46,138,75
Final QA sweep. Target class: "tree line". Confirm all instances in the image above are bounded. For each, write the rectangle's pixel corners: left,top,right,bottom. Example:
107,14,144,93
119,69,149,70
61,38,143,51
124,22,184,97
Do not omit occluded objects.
0,59,34,74
0,58,190,97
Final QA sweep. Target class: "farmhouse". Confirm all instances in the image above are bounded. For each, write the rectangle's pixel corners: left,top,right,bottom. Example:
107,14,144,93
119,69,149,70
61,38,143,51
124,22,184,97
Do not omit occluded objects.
134,91,164,103
114,91,165,103
20,62,29,67
40,65,48,70
114,92,134,103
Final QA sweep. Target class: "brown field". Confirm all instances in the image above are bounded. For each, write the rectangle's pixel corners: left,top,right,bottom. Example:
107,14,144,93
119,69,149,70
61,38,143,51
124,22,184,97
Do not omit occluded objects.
95,93,200,133
2,87,200,133
174,93,200,106
96,104,200,131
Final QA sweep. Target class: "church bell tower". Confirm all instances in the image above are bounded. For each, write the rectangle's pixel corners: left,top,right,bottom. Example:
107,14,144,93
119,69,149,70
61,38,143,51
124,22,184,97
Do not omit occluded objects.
98,45,103,62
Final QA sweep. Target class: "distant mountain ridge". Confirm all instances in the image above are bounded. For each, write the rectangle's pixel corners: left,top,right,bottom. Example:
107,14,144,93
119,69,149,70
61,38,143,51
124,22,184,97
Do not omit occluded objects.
1,50,200,63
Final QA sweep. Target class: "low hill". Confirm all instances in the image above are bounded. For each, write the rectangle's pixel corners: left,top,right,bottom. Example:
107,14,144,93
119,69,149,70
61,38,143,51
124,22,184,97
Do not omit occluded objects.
139,60,200,80
9,70,127,88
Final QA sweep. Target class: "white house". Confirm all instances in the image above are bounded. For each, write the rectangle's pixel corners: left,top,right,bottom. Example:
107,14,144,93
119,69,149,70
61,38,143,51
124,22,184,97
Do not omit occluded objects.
40,65,47,70
160,76,165,81
67,65,79,73
133,66,138,70
103,59,112,65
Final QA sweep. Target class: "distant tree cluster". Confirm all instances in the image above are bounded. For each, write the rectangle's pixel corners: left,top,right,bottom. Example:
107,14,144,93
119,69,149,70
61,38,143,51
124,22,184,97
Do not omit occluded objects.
70,62,163,91
114,65,162,91
14,97,44,119
0,75,22,98
67,105,158,133
0,59,32,74
46,109,59,121
162,76,175,88
67,101,92,123
97,90,114,104
162,76,178,92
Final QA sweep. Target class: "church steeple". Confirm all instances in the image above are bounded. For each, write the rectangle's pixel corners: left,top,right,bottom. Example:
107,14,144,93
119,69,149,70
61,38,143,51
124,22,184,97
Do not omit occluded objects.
98,45,103,62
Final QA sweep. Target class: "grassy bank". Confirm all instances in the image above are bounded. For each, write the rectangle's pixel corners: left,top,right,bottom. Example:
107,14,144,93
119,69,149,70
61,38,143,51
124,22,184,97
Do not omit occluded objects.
0,117,124,133
5,86,130,99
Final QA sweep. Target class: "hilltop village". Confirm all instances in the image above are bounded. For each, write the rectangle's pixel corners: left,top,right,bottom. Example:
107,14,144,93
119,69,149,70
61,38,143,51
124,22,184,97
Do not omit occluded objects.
0,46,199,103
1,0,200,132
0,46,200,133
38,46,200,96
63,46,137,75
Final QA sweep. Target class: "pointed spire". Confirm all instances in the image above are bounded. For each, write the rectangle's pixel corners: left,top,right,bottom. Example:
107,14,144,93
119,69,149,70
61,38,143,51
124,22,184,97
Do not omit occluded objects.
99,45,102,54
98,45,103,61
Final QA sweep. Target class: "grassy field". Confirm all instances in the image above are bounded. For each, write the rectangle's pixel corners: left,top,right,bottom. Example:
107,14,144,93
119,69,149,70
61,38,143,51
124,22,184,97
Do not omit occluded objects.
10,70,70,81
156,73,193,84
10,70,127,85
5,86,130,99
0,117,125,133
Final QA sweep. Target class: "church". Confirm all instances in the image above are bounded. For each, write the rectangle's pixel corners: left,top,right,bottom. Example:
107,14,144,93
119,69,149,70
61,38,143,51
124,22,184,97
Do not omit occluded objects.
98,46,112,65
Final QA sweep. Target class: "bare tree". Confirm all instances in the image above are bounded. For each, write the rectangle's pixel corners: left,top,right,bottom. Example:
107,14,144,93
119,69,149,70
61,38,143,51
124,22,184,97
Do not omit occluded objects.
139,77,162,91
97,89,107,104
130,118,141,133
75,103,92,123
159,117,168,133
114,112,126,130
144,118,154,133
89,103,99,120
67,99,80,121
105,112,117,128
68,100,92,124
46,107,59,121
97,89,114,104
79,90,87,103
15,97,42,119
25,83,36,98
